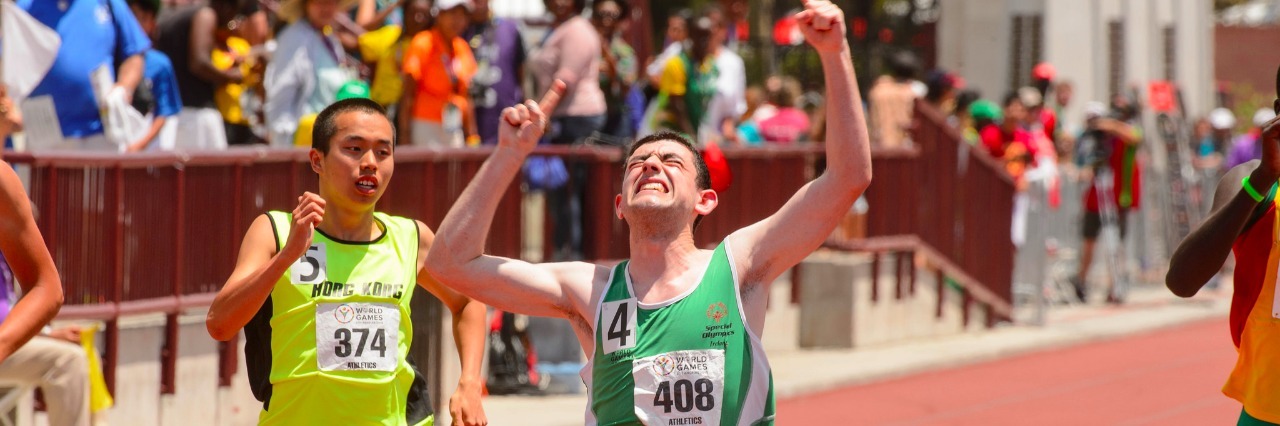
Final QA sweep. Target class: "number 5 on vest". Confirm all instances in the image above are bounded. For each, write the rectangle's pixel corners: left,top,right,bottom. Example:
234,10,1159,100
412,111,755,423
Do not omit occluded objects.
601,298,637,354
292,244,328,285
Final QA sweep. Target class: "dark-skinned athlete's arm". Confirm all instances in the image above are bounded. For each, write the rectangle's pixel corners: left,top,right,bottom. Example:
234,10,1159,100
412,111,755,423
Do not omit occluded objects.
727,0,873,287
0,162,63,363
415,221,487,426
1166,112,1280,297
207,193,324,341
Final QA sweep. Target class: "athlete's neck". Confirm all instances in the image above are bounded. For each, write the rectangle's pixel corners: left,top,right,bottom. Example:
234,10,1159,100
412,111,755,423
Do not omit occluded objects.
316,204,381,242
627,230,704,295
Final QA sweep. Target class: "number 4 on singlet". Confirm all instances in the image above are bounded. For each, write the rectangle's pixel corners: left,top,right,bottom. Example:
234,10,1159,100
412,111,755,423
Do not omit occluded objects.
601,298,637,354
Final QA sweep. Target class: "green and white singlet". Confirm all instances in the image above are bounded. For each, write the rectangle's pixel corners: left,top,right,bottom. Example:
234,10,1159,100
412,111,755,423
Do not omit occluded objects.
586,242,775,425
243,211,433,425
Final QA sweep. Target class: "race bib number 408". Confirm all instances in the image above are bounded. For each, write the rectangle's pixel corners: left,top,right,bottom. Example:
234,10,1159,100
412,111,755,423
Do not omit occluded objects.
632,349,725,426
315,303,399,372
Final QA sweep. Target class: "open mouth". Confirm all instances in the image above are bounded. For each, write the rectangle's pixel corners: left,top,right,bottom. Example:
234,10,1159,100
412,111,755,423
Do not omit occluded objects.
355,176,378,195
635,179,669,195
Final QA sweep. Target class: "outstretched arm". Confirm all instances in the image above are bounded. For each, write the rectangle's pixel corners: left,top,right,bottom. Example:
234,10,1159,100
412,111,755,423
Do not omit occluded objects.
426,81,603,320
415,221,487,426
727,0,872,285
1167,112,1280,297
0,163,63,363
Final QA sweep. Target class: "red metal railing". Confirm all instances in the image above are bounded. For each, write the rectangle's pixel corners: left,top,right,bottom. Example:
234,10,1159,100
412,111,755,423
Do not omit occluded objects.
5,117,1017,399
856,101,1018,318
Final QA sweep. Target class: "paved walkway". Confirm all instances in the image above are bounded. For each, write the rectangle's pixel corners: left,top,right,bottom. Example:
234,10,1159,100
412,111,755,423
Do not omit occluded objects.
481,284,1234,425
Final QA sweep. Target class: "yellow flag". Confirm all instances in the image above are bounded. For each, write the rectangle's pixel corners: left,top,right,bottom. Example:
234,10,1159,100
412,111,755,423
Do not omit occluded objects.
79,325,114,413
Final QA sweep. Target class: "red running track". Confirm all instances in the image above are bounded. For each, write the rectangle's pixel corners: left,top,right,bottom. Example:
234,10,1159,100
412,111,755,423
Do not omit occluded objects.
777,318,1240,425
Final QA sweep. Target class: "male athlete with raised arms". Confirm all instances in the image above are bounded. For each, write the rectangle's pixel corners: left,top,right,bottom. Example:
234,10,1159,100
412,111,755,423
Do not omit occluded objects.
206,98,487,425
427,1,870,424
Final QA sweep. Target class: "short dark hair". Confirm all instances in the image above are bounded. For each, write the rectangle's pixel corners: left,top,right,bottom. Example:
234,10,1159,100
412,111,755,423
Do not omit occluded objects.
127,0,160,14
1275,64,1280,99
626,131,711,191
887,51,920,80
1002,91,1022,108
312,98,394,154
625,131,713,229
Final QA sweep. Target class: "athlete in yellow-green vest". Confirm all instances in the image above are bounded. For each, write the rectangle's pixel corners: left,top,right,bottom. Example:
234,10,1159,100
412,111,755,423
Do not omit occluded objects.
206,98,488,426
427,2,871,424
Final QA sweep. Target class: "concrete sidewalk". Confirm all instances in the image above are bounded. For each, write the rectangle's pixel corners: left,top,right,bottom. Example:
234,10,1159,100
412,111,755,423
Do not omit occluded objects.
481,283,1231,426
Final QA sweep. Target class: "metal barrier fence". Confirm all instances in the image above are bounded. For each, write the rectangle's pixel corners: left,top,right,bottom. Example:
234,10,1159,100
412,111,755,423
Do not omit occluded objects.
858,102,1018,317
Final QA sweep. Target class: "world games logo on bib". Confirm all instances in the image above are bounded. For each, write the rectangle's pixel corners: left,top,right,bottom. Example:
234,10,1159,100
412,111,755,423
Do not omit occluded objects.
334,304,356,324
652,354,677,377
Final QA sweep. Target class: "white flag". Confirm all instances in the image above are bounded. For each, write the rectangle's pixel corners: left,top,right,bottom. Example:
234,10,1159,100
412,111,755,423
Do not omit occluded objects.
2,2,61,102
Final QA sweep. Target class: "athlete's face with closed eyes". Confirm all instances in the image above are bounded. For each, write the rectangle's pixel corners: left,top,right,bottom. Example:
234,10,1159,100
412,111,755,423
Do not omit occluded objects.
615,139,717,230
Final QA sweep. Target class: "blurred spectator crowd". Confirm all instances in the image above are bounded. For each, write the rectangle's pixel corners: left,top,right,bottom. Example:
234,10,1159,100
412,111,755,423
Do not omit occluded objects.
8,0,830,153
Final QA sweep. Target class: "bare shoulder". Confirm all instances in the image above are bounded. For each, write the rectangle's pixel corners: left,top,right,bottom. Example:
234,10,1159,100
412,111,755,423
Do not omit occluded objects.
241,214,281,256
1213,160,1260,212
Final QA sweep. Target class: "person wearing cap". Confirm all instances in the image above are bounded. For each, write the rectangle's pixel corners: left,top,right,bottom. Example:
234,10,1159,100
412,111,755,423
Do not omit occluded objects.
980,92,1036,189
1226,108,1279,171
965,98,1000,144
400,0,478,148
264,0,361,146
1209,107,1239,156
924,69,961,117
1167,68,1280,426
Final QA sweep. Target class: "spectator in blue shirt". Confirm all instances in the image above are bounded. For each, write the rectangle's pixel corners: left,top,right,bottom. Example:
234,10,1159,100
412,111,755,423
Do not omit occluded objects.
19,0,151,151
125,0,182,152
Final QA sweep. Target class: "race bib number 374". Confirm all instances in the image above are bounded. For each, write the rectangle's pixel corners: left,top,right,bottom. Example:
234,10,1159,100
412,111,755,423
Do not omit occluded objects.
632,349,725,426
315,303,399,372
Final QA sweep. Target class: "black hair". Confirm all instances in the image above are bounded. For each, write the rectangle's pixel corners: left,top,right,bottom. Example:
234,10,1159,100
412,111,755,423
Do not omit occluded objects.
955,89,980,115
1275,64,1280,99
312,98,394,154
886,51,920,80
924,69,954,103
625,131,713,229
1002,91,1022,108
126,0,160,14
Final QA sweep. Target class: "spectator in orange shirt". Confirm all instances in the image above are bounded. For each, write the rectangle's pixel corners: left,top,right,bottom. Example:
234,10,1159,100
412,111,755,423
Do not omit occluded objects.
400,0,477,147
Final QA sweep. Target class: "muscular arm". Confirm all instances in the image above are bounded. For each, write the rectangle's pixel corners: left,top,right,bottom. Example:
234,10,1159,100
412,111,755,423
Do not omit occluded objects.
1166,161,1272,297
425,146,600,319
0,164,62,362
426,82,603,321
727,3,872,286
